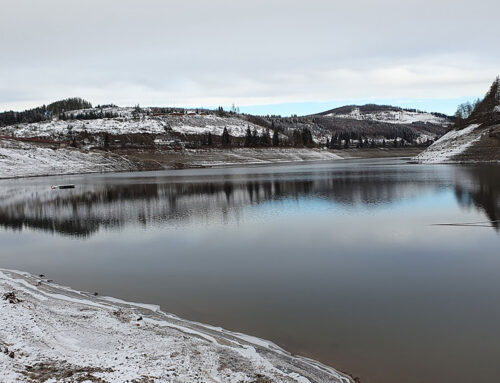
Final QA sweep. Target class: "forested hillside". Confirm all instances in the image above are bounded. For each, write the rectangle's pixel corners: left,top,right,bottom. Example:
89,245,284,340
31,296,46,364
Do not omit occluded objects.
0,98,91,126
415,77,500,163
0,99,450,151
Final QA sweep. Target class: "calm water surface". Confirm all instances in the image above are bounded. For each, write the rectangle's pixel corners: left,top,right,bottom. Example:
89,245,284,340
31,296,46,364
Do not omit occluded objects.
1,158,499,383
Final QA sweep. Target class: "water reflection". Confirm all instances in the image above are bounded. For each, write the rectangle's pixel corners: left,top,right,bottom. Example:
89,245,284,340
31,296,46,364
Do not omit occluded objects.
453,166,500,230
1,159,499,383
0,161,498,237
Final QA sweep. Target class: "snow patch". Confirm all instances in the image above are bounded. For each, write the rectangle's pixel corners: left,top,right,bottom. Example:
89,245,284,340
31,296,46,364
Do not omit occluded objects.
0,269,353,383
0,108,265,139
414,124,484,163
0,141,136,179
326,108,450,126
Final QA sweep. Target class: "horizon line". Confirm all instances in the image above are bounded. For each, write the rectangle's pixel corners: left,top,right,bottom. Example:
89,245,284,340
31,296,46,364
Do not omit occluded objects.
0,96,480,117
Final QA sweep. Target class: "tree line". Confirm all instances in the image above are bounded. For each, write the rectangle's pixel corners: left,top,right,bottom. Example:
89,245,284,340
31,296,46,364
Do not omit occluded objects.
60,110,119,120
0,97,92,127
454,77,500,127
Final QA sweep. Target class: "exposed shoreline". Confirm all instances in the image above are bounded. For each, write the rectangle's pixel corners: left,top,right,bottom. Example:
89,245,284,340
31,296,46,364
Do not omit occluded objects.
0,141,423,180
0,269,354,383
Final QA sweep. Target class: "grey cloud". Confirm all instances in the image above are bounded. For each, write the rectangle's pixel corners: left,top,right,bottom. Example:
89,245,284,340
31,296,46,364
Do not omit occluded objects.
1,0,498,111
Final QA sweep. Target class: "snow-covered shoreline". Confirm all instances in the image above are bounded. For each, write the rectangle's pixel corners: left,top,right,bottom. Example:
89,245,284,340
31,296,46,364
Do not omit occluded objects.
413,124,487,163
0,269,353,383
0,140,142,180
0,141,344,180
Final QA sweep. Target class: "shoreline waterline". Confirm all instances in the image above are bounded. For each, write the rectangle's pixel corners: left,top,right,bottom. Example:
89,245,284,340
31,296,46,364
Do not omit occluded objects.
0,268,355,383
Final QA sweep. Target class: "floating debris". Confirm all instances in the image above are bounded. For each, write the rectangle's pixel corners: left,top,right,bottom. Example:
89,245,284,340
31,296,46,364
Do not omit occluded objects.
51,184,75,190
431,220,499,228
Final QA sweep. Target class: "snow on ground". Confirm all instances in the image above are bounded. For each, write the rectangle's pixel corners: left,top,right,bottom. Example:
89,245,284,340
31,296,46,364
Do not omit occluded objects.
415,134,434,144
0,269,352,383
0,138,343,179
66,106,136,118
185,148,343,167
1,117,161,138
0,109,265,139
325,108,450,126
0,141,136,179
169,114,266,137
1,116,166,138
414,124,485,163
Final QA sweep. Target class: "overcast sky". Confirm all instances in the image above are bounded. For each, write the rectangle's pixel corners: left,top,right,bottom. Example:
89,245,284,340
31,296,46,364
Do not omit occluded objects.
1,0,499,115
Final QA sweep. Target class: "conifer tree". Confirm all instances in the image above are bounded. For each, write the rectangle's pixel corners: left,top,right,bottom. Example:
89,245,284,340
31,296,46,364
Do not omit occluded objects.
260,129,271,146
245,126,252,147
344,137,350,149
272,129,279,147
104,133,110,150
252,128,258,146
222,127,230,146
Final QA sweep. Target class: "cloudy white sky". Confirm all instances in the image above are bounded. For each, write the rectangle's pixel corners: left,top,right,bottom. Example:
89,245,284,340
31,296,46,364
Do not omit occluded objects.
1,0,498,115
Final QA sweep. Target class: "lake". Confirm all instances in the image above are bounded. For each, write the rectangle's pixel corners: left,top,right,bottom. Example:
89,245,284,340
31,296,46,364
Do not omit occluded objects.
0,158,499,383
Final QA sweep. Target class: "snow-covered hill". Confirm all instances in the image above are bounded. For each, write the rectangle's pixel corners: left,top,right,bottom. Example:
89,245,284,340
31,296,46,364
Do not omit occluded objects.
414,124,484,163
0,102,457,177
1,102,452,152
414,78,500,163
321,105,451,126
0,107,265,140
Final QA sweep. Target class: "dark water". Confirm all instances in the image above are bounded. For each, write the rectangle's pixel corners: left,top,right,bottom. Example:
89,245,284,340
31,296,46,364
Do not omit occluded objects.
1,158,499,383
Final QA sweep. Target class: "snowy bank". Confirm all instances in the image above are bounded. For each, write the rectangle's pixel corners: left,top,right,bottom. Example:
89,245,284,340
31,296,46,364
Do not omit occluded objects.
0,269,353,383
0,141,140,179
0,140,343,179
413,124,486,163
177,148,343,167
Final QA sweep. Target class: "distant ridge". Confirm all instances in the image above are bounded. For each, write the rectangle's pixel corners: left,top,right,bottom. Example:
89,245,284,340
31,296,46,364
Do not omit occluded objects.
0,96,456,156
316,103,449,118
313,103,452,127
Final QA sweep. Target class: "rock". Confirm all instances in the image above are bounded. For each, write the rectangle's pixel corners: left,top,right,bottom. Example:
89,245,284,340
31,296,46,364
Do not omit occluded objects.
3,292,22,304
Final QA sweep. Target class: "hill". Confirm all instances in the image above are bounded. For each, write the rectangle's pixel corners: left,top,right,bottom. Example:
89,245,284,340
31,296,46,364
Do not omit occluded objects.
0,98,92,126
0,102,449,151
0,99,454,178
415,78,500,163
316,104,452,126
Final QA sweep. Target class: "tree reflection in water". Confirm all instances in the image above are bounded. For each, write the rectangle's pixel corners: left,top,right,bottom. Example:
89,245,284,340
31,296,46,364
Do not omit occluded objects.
0,163,498,237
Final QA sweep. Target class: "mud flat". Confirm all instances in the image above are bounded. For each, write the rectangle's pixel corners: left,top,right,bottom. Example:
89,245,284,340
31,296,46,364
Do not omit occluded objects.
0,269,354,383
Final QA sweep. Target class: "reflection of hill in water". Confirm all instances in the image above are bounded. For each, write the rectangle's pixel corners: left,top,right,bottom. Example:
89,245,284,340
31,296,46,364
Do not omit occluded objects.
0,165,498,237
454,166,500,231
